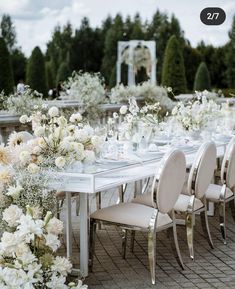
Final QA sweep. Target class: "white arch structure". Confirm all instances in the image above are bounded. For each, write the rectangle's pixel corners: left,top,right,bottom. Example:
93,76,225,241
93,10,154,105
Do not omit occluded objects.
116,40,156,86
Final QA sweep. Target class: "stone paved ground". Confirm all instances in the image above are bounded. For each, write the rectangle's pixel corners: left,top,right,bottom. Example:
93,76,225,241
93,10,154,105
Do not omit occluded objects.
60,188,235,289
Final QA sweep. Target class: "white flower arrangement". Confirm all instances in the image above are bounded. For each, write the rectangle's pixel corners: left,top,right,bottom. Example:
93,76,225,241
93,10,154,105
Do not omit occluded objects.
172,95,221,131
0,205,87,289
61,71,106,119
110,81,174,112
4,86,44,116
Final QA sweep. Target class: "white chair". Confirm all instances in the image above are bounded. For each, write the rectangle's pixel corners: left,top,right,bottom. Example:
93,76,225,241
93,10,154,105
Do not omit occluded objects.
205,139,235,244
173,142,217,260
89,149,186,284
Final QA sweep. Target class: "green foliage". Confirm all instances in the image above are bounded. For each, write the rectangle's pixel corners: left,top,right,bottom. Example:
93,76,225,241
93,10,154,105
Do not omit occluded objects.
183,45,202,91
11,48,27,83
0,14,16,53
225,16,235,88
46,61,56,89
26,46,47,97
0,37,14,94
56,62,70,83
193,62,211,91
161,35,187,95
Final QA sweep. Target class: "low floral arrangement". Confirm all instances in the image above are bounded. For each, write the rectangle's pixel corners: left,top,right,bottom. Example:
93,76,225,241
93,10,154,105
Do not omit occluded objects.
61,71,106,119
172,94,221,131
19,106,104,169
4,86,44,115
110,81,174,112
0,205,87,289
107,97,161,141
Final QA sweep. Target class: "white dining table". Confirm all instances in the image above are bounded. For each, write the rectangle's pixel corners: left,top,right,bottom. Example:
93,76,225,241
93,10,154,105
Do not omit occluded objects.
52,140,228,278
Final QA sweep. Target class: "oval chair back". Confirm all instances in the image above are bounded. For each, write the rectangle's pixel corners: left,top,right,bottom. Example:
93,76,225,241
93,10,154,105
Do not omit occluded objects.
188,142,217,200
221,138,235,189
151,149,186,214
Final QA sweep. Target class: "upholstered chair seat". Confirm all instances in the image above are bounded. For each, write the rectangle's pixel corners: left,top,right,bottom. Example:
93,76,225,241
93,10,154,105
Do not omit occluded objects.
174,195,204,212
204,138,235,244
205,184,233,202
90,202,172,229
89,149,186,285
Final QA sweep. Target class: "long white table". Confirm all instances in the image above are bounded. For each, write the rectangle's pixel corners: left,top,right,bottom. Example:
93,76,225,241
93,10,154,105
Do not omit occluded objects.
52,141,227,278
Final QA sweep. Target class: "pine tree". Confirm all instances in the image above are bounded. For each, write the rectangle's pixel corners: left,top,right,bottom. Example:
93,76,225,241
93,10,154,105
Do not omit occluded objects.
46,61,56,89
0,36,14,94
193,62,211,91
26,46,47,96
0,14,16,53
56,62,70,84
161,35,187,96
225,16,235,88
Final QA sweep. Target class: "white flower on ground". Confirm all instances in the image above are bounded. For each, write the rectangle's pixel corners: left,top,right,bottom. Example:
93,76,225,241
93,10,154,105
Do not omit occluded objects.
6,184,23,200
2,205,23,227
69,113,82,123
46,217,63,235
48,106,59,118
55,156,66,168
119,105,128,115
51,256,72,276
27,163,40,174
44,234,60,252
19,115,29,124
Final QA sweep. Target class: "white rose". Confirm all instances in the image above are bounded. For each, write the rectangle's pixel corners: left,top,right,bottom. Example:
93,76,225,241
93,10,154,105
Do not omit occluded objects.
34,126,45,137
19,150,31,163
46,217,63,235
120,105,128,115
19,115,28,124
0,232,21,255
55,157,66,168
69,113,82,123
51,256,72,276
48,106,59,117
27,163,40,174
2,205,23,227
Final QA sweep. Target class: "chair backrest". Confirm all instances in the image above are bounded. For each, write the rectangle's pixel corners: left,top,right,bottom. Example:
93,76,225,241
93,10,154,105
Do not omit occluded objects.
221,137,235,189
187,142,216,199
151,149,186,214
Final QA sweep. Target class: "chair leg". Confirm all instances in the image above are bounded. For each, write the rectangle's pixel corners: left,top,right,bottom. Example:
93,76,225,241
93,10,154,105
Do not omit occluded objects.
186,212,194,260
148,229,156,285
168,222,184,270
200,209,214,248
121,229,127,259
219,201,227,245
130,231,135,253
229,198,235,223
89,219,97,271
96,192,102,230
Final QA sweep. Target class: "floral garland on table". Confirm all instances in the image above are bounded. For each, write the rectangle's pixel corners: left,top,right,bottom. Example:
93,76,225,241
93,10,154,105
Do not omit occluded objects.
110,81,174,112
0,205,87,289
171,94,221,132
61,71,106,120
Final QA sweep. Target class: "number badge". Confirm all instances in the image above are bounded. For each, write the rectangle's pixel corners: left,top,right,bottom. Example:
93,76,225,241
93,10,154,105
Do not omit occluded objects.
200,7,226,25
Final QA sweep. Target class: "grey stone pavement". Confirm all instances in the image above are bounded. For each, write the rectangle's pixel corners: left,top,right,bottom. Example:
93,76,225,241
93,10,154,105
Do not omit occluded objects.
60,187,235,289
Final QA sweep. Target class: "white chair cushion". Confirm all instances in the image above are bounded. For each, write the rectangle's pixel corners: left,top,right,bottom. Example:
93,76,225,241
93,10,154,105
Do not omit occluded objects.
90,203,172,229
174,194,204,212
205,184,234,202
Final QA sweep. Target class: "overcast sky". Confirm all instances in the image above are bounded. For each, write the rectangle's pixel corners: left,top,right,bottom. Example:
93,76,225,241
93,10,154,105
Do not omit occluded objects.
0,0,234,56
